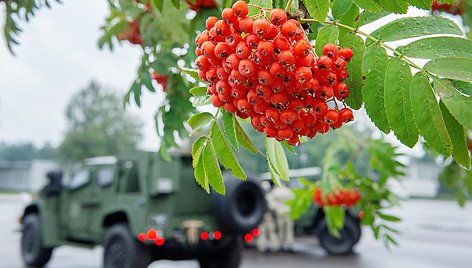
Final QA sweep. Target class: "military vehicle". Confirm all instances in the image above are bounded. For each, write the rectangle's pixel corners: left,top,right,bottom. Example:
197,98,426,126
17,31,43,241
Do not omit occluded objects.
20,153,267,268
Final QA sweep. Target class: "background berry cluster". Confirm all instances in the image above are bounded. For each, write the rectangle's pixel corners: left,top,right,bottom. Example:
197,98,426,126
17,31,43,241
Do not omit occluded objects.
313,187,361,208
195,1,354,146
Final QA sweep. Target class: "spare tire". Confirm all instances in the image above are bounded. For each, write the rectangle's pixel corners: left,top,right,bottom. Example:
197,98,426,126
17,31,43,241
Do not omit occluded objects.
213,178,267,234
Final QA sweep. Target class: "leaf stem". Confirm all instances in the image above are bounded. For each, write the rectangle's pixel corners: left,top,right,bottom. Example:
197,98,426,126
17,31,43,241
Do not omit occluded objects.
285,0,293,13
299,18,438,78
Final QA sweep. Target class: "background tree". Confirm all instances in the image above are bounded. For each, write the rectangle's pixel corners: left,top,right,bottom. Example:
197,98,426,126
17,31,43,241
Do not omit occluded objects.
0,142,56,161
58,81,142,162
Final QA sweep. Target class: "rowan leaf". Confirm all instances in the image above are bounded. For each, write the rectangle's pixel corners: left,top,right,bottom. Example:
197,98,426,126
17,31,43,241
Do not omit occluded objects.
315,25,339,56
222,110,238,150
362,45,390,133
332,0,353,20
189,86,207,97
439,101,471,169
233,116,261,154
187,112,213,132
425,58,472,83
211,123,247,180
203,140,225,195
249,0,272,16
368,17,463,45
408,0,434,10
266,138,290,183
410,73,452,156
304,0,330,22
339,33,365,109
374,0,409,13
398,37,472,60
352,0,383,13
384,57,418,148
192,137,209,192
192,136,208,167
433,79,472,130
355,10,390,27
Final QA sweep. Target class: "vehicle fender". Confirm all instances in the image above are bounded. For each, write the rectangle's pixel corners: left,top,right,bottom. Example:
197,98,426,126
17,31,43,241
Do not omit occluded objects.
101,207,140,237
22,199,62,248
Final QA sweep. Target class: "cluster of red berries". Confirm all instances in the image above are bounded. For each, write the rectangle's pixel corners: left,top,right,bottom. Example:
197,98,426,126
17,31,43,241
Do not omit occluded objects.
118,20,142,45
313,187,361,208
431,0,464,15
185,0,216,11
194,1,354,145
152,71,168,92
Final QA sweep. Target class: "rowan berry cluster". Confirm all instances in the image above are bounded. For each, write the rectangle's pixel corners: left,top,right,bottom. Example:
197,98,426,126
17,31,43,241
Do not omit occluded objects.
431,0,464,15
313,187,361,208
118,20,142,45
194,1,354,146
152,71,168,92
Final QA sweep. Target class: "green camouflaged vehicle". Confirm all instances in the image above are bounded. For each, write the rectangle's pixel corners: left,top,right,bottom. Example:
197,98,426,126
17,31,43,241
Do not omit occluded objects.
20,152,266,268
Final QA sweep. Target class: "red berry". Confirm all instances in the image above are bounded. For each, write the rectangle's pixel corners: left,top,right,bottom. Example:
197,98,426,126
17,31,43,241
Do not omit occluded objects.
233,1,249,18
206,16,219,30
257,41,275,58
214,42,231,58
280,20,298,37
239,17,254,33
264,127,278,138
270,92,288,106
317,56,333,69
274,35,291,52
210,94,224,107
322,44,339,58
236,42,251,59
325,110,340,125
258,70,275,85
265,108,280,122
293,40,312,58
225,54,240,69
253,19,270,38
339,47,354,61
270,8,287,26
238,59,257,77
295,67,313,85
339,108,354,123
280,110,298,124
224,102,238,113
222,8,237,23
278,128,293,139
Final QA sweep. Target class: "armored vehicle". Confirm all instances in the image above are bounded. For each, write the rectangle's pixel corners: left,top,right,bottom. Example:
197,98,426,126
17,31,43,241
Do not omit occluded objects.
20,153,266,268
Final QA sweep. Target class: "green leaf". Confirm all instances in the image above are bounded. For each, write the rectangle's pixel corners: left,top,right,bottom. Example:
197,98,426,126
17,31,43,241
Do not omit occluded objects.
211,123,247,180
171,0,180,9
338,4,360,37
222,110,238,150
398,37,472,60
439,101,471,169
409,0,437,10
281,140,297,154
304,0,330,22
192,95,211,107
434,79,472,130
384,57,418,148
425,58,472,83
151,0,164,12
452,81,472,96
233,116,260,154
315,25,339,56
265,138,290,181
352,0,382,12
410,73,452,156
187,112,214,132
362,45,391,134
324,207,346,237
131,81,142,107
192,136,208,167
378,213,401,222
332,0,353,20
189,86,207,97
192,137,209,192
368,17,463,45
374,0,409,13
180,67,200,80
339,33,365,109
355,10,390,27
203,140,225,195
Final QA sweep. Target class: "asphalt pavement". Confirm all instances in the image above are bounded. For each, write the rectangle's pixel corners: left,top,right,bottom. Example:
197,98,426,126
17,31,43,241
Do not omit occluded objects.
1,194,471,268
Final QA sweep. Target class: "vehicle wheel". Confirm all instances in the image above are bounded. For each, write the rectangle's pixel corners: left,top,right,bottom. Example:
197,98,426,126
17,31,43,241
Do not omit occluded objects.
198,238,242,268
318,216,360,255
214,179,267,233
21,213,53,267
103,224,152,268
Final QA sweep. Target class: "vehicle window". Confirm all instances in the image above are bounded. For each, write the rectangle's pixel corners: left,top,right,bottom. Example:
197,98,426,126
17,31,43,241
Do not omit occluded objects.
97,167,115,187
119,161,140,193
69,169,90,190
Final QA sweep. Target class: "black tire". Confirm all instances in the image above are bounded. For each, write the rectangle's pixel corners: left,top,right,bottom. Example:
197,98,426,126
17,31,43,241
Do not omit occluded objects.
198,238,242,268
318,216,360,255
103,224,152,268
214,179,267,233
21,214,53,267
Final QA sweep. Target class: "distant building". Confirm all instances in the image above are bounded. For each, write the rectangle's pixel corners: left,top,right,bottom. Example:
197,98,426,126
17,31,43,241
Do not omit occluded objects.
0,160,58,192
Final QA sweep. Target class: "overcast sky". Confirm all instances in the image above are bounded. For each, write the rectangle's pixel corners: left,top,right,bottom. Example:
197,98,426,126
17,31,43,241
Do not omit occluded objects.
0,0,163,149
